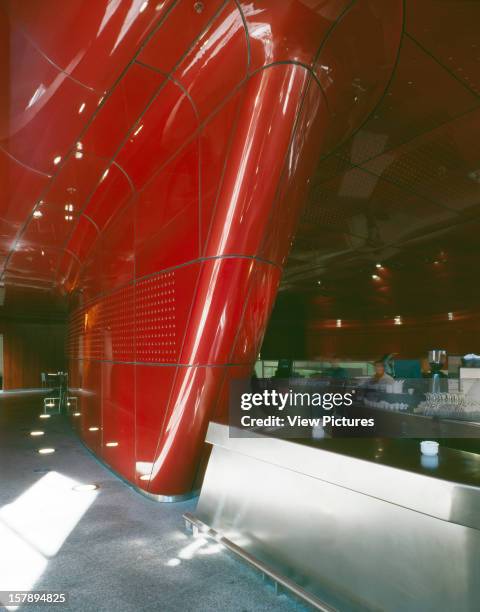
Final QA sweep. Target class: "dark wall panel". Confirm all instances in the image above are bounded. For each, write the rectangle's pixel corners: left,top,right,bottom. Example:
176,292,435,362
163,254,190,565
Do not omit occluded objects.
306,320,480,361
2,321,66,389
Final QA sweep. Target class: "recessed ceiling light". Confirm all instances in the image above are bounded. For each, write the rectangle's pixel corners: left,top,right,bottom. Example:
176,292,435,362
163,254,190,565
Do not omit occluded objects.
33,210,43,218
73,412,81,417
38,448,55,454
317,280,322,285
336,319,342,328
88,427,99,432
72,484,98,492
448,312,454,321
39,414,51,419
53,156,62,165
30,431,44,437
105,441,118,447
375,263,382,269
394,315,402,325
372,274,380,281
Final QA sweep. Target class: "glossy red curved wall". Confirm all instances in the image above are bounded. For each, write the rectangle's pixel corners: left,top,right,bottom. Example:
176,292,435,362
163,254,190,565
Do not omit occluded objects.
3,1,403,496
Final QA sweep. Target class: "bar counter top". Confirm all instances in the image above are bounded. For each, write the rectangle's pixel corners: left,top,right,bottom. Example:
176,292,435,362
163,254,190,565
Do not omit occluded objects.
209,422,480,531
296,436,480,489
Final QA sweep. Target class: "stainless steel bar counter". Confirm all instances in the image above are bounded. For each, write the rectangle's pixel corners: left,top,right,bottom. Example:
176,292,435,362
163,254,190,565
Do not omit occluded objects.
187,422,480,611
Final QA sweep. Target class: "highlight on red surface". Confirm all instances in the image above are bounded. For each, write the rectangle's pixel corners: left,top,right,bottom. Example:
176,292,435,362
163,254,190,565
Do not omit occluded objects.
1,0,403,496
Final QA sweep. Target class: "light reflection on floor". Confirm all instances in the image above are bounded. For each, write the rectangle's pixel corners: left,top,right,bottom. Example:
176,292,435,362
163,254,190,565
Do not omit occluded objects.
0,471,98,610
0,392,307,612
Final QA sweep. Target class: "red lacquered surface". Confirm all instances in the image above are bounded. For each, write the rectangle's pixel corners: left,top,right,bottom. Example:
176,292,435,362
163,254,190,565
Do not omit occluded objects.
3,0,403,496
102,362,136,481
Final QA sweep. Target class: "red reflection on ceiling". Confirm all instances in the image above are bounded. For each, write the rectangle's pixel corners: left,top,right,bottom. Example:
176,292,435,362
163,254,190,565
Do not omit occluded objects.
12,0,474,497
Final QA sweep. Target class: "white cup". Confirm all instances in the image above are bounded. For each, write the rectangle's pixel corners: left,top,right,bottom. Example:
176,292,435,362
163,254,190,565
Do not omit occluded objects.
420,440,439,456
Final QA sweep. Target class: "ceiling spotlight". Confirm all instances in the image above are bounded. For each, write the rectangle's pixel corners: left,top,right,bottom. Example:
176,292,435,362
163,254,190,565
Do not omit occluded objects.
394,315,402,325
88,426,99,432
64,204,74,212
105,441,118,447
336,319,342,328
73,412,81,417
38,448,55,455
39,414,51,419
72,483,99,492
317,280,322,285
371,274,380,281
30,431,44,437
375,263,382,269
53,156,62,165
448,312,454,321
33,210,43,218
75,151,83,159
433,260,440,265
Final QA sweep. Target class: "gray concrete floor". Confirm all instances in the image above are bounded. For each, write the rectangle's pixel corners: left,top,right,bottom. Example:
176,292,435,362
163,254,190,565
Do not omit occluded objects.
0,394,309,612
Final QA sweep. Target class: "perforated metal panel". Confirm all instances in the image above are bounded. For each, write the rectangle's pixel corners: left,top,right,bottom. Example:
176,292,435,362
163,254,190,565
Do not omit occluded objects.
103,285,135,362
67,308,81,359
136,271,177,363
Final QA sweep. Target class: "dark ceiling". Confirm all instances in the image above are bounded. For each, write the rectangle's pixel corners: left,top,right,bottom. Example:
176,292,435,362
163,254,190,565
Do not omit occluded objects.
1,0,479,325
282,0,480,320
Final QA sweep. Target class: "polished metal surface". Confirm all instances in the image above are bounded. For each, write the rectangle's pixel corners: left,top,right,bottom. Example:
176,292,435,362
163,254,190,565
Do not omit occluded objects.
136,488,198,503
183,512,337,612
428,349,446,365
207,423,480,530
193,422,480,611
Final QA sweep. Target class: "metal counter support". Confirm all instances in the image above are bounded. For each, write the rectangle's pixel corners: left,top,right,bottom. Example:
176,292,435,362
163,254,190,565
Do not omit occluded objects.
186,422,480,612
183,512,336,612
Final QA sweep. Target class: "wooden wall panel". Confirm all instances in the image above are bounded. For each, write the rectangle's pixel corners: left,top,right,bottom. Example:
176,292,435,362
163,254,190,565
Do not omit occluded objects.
1,321,66,390
305,322,480,361
262,299,480,362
